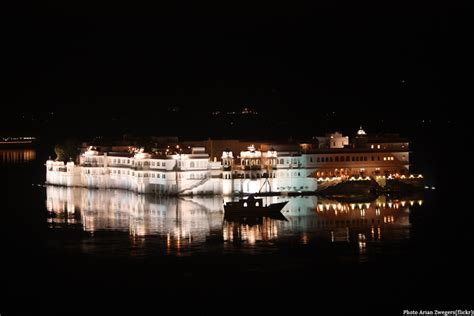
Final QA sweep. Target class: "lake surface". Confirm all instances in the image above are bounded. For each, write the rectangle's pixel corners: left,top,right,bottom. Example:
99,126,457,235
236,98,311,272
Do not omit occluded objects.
45,186,418,260
2,146,471,314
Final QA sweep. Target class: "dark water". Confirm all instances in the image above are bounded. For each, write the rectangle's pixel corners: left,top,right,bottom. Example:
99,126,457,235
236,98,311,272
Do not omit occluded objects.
44,186,417,258
2,147,473,315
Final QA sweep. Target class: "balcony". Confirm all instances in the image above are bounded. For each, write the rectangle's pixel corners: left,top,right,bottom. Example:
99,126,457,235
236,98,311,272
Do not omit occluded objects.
82,162,100,167
132,165,150,171
109,163,131,168
242,165,262,171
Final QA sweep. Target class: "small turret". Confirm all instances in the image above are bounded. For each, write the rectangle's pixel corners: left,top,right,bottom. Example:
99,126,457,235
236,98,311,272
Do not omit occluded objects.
222,149,234,178
357,126,367,136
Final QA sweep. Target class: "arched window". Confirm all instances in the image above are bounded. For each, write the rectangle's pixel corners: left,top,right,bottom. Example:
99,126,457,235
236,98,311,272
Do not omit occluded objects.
190,161,195,168
256,202,259,207
244,202,247,207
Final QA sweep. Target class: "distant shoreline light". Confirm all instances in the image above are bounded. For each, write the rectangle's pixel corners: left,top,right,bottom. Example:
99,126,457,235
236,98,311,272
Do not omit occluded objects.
0,136,36,144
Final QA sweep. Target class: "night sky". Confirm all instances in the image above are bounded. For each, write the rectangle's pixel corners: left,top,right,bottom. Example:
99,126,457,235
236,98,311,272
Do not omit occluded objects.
2,1,472,139
2,3,474,311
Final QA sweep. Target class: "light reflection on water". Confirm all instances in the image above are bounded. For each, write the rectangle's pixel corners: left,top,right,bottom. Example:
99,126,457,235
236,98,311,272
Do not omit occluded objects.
0,149,36,163
46,186,420,257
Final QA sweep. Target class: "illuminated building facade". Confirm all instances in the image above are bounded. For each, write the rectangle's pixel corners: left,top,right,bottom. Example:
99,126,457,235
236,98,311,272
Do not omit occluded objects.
45,128,414,195
304,127,410,178
46,145,318,195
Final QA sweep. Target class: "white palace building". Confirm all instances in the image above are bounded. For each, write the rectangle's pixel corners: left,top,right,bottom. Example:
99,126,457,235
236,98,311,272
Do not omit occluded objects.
46,128,414,196
46,145,318,195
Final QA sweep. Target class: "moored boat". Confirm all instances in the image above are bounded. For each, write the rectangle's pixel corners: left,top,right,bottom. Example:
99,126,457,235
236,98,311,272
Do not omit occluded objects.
224,195,288,216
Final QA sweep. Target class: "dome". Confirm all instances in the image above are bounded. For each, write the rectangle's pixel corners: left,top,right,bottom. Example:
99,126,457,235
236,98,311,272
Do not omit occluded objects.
357,126,366,135
84,146,99,156
222,150,234,159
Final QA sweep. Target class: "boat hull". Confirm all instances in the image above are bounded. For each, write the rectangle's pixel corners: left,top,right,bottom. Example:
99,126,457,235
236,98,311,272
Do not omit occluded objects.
224,201,288,216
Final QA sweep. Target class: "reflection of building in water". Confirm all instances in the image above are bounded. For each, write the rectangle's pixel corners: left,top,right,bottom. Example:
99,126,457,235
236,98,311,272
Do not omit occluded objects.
222,217,280,244
46,186,420,254
281,195,413,243
46,186,224,254
1,149,36,163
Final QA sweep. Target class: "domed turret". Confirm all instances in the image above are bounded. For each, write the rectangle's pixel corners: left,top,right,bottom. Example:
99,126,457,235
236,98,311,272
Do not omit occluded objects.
222,149,234,171
134,148,151,159
221,149,234,160
84,146,99,156
357,126,367,136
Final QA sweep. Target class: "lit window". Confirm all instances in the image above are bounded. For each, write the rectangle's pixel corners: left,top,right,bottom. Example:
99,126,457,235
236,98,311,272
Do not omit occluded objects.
377,145,381,149
256,202,259,207
244,202,247,207
371,145,374,149
383,157,387,161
